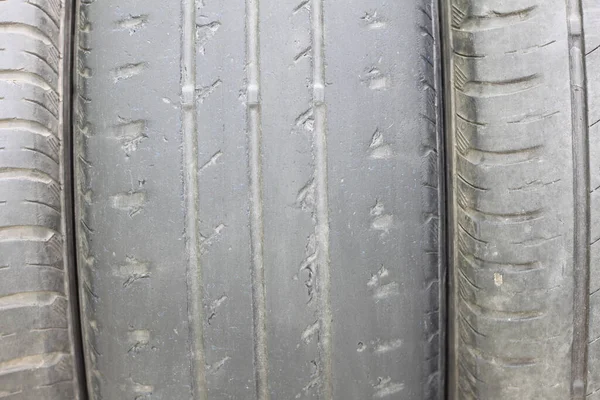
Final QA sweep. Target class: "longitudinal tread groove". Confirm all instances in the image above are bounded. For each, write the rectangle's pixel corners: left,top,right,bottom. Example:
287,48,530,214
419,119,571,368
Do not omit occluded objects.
583,0,600,397
310,0,333,397
566,0,590,397
0,0,82,397
182,0,207,399
245,0,269,398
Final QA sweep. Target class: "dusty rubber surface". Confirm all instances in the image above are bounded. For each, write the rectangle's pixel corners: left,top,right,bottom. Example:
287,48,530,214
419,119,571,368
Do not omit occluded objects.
73,0,444,399
585,0,600,398
443,0,593,398
0,0,84,398
14,0,600,398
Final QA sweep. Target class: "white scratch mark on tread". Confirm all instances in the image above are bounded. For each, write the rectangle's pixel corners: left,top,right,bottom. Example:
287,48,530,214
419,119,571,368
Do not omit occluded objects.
199,224,225,254
198,151,222,174
367,266,400,300
361,67,388,90
196,20,221,53
360,11,387,29
207,356,230,374
207,295,228,324
113,119,147,154
117,256,150,287
0,390,21,398
196,79,222,103
370,200,393,234
0,352,68,376
368,128,394,159
373,338,403,354
110,191,146,217
293,108,314,133
112,62,147,82
127,377,153,395
296,179,316,212
0,291,64,311
127,330,150,353
311,0,334,396
246,0,269,397
373,377,404,398
182,0,208,395
301,321,319,344
115,14,148,33
373,282,400,300
0,225,58,243
209,295,228,311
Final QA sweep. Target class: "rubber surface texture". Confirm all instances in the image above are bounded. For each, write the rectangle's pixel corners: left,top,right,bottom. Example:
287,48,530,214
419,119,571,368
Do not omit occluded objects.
73,0,444,399
585,0,600,398
0,0,84,398
443,0,591,398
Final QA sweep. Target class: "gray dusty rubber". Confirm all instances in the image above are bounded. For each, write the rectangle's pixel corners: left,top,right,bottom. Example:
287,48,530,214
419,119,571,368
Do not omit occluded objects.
74,0,444,399
0,0,84,399
443,0,592,399
585,1,600,399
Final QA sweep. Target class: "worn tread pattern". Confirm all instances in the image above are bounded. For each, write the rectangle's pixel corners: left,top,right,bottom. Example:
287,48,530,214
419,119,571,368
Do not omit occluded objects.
445,0,583,398
75,0,444,399
0,0,82,399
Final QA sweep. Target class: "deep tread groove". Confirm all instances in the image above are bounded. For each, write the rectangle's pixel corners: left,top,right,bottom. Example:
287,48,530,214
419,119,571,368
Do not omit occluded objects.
567,0,590,397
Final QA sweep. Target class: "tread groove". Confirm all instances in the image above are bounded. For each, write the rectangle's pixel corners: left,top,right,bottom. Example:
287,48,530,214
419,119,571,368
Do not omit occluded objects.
0,352,68,376
25,1,60,28
245,0,269,398
567,0,591,397
181,0,208,398
0,23,58,50
0,70,56,93
22,50,59,75
311,0,333,397
0,118,57,138
453,6,538,33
